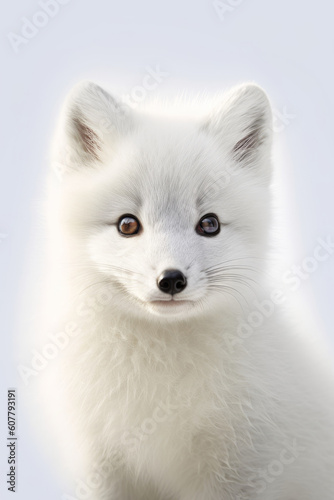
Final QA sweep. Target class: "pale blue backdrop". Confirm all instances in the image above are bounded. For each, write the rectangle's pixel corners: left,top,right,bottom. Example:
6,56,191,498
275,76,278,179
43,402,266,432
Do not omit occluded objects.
1,0,333,498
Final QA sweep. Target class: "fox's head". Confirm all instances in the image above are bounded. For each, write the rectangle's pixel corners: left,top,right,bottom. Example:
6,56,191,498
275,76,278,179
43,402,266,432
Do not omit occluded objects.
50,82,273,322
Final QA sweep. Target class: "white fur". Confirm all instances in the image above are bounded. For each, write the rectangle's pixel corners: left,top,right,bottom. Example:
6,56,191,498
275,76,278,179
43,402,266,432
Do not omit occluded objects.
40,82,334,499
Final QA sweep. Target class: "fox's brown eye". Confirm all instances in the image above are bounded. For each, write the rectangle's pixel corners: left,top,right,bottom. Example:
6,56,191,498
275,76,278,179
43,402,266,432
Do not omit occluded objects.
118,215,140,236
196,213,220,236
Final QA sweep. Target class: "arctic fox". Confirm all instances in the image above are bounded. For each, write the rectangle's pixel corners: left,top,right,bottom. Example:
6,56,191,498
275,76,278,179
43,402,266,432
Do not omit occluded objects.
41,82,334,500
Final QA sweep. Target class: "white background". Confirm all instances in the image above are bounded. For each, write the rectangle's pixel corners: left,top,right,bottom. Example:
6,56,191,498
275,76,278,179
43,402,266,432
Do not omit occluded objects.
1,0,334,498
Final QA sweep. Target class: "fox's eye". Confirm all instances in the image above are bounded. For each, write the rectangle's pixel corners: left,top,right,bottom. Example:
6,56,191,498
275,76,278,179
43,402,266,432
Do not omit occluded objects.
118,215,141,236
196,213,220,236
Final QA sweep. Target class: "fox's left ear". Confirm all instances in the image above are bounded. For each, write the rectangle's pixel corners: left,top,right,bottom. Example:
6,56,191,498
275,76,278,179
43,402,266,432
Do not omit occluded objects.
202,83,273,180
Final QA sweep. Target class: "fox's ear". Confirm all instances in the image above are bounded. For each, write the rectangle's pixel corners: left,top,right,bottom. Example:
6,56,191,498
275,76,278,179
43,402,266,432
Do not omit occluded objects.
52,81,133,176
202,84,272,178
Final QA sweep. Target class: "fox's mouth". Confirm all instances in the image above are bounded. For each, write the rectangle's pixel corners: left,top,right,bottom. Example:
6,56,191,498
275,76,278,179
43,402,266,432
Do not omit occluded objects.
147,299,195,315
150,299,191,306
113,279,197,315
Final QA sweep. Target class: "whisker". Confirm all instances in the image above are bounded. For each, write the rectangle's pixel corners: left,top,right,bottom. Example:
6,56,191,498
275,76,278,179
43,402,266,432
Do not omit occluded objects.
206,283,246,313
206,273,259,288
78,279,112,296
203,256,266,272
66,262,145,278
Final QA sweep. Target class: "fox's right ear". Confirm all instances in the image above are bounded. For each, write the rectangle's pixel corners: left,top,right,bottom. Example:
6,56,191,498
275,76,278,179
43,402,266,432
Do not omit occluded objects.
51,81,133,177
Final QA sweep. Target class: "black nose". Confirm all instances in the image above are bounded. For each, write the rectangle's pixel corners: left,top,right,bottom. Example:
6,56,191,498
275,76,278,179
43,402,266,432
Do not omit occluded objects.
157,269,187,295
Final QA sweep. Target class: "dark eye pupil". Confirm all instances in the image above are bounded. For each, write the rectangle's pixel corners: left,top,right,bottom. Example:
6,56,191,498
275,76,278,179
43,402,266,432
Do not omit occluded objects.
202,218,217,230
196,214,220,236
118,216,139,235
201,217,218,232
